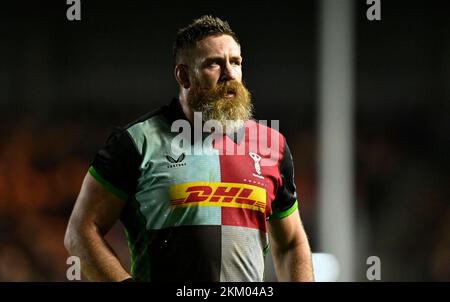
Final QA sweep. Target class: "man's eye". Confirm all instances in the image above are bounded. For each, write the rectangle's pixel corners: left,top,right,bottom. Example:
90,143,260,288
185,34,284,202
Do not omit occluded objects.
208,62,220,67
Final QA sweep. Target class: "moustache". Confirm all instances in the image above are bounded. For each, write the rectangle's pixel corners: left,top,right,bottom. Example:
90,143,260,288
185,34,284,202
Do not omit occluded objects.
207,80,241,97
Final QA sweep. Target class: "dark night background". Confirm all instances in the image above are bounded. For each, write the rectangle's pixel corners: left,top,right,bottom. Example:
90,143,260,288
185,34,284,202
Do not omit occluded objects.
0,0,449,281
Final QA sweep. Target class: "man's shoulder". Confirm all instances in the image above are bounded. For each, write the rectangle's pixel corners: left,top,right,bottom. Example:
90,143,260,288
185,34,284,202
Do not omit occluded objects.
123,98,184,130
123,103,170,131
115,98,186,154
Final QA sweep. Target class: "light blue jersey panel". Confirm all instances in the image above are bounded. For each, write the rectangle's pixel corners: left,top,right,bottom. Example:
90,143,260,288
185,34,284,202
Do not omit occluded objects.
127,116,222,230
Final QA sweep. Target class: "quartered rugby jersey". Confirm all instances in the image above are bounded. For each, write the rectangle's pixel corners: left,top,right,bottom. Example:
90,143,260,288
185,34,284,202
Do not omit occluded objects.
89,98,298,282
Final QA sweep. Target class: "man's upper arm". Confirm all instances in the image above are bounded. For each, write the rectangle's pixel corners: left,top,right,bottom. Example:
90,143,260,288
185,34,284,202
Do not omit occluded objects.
89,127,142,200
268,138,305,246
69,127,142,234
269,138,298,220
268,208,304,246
69,173,126,235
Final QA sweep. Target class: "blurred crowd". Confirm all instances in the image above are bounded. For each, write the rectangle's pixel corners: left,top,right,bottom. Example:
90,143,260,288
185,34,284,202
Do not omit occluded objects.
0,117,130,281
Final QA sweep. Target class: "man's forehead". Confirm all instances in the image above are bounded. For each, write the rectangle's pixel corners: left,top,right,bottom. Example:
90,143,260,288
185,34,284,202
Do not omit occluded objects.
194,35,241,57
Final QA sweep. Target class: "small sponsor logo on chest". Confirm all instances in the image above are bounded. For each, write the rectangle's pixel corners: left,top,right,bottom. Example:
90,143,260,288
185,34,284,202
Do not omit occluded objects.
166,153,186,168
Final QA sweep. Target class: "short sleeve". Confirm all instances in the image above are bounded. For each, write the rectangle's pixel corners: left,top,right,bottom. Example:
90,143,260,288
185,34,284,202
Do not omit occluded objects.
269,139,298,219
89,127,142,200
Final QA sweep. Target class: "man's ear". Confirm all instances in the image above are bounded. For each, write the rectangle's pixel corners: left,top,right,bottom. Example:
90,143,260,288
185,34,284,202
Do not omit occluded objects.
174,64,190,89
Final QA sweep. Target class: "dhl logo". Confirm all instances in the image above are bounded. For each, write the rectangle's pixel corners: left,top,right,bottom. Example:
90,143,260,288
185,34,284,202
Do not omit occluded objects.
170,182,266,213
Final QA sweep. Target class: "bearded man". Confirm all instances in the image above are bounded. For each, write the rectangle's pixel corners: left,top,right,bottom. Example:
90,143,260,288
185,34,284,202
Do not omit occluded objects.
64,15,314,282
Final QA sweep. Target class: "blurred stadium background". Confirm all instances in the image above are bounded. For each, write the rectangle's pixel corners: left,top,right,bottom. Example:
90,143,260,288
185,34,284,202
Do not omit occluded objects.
0,0,449,281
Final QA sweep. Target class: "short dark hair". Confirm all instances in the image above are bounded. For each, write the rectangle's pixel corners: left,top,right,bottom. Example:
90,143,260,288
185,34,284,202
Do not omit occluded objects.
173,15,240,63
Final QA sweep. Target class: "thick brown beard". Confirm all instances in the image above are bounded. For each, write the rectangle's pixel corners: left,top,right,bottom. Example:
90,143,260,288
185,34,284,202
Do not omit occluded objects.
187,80,253,132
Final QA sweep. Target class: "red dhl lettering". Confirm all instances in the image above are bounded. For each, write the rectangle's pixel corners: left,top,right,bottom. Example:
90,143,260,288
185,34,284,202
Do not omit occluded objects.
170,182,267,213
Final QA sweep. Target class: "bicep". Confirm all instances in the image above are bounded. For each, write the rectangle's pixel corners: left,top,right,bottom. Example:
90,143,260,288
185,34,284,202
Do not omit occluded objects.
69,173,126,235
268,209,306,251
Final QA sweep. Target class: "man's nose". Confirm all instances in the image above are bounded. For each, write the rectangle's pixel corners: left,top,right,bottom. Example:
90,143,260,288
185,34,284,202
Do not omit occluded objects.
220,62,236,81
